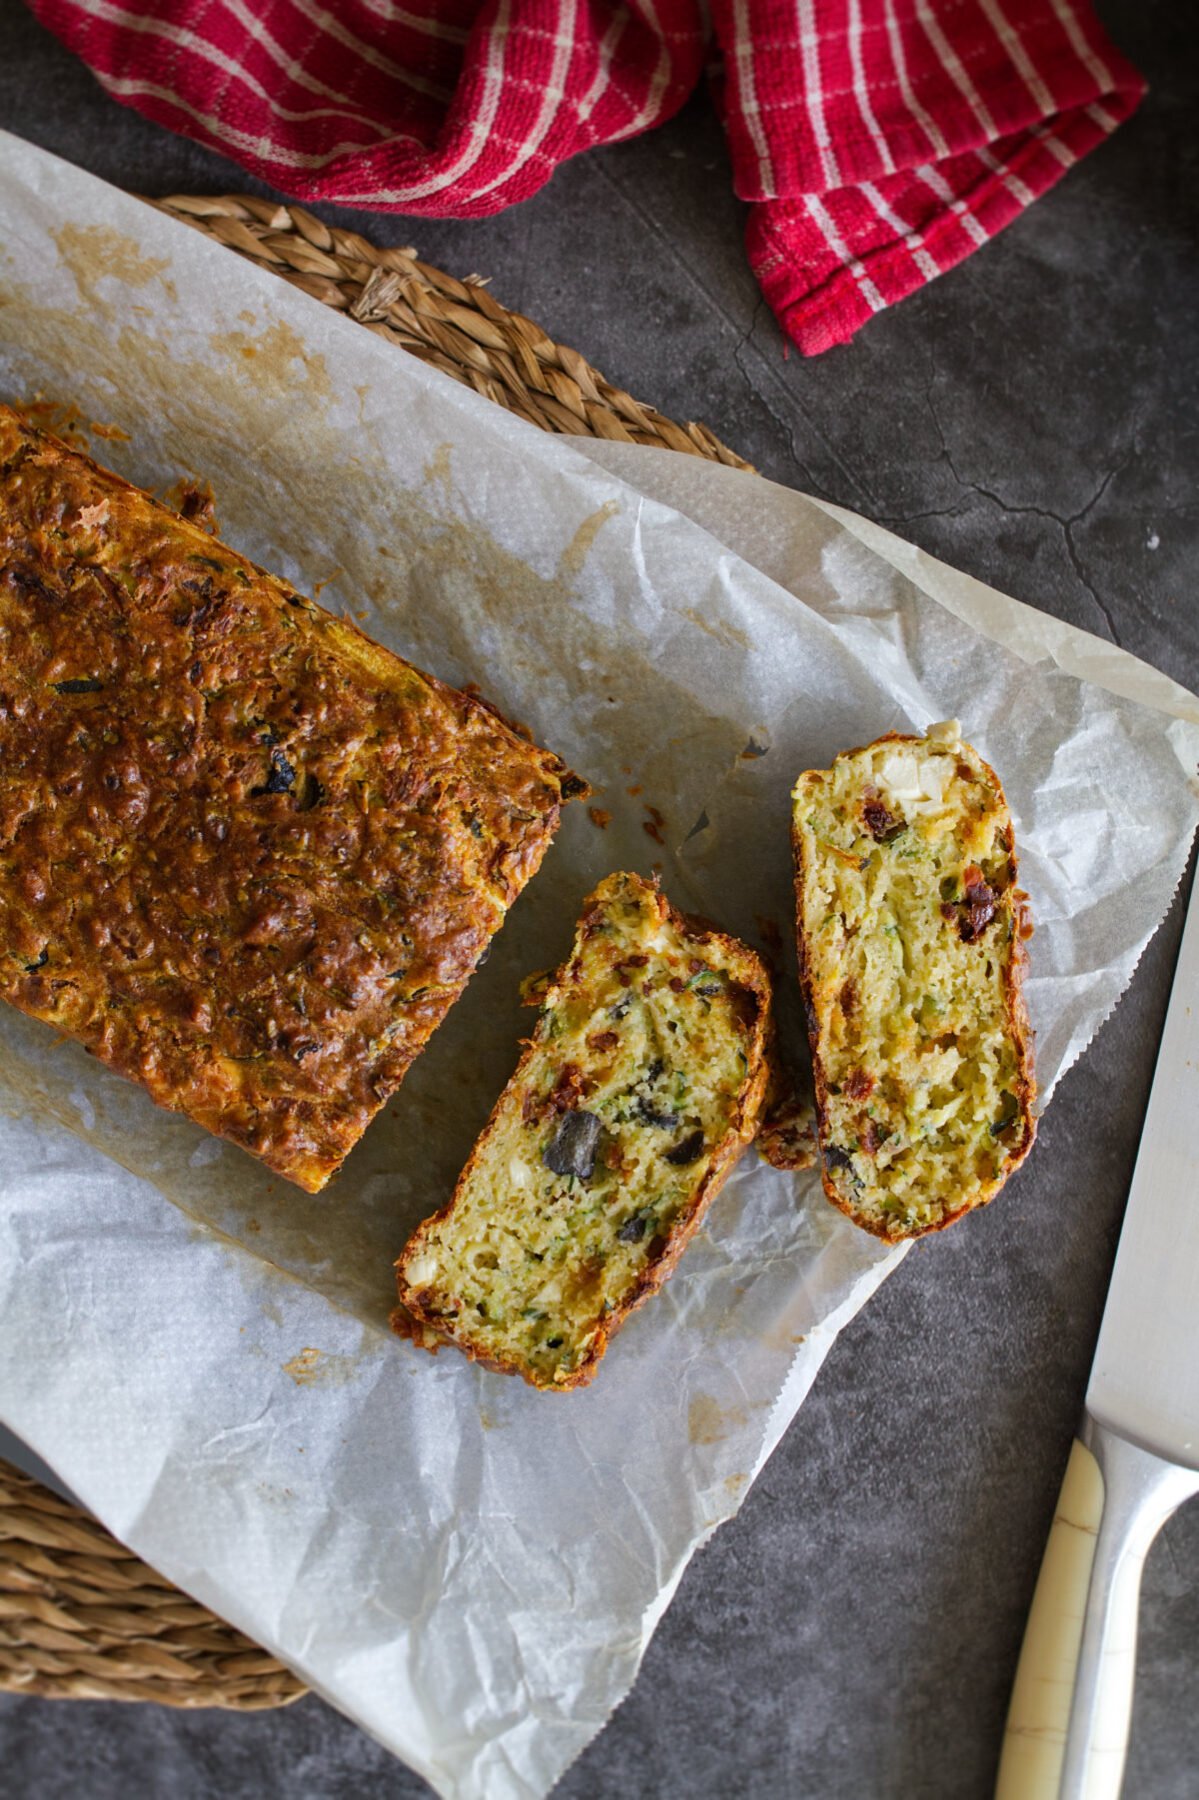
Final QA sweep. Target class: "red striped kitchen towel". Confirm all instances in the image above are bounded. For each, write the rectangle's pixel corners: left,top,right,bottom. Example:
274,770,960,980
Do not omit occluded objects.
28,0,1145,354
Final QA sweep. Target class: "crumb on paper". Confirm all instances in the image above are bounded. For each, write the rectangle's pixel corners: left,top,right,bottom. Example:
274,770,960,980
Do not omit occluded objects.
283,1347,325,1384
626,783,643,796
588,806,612,829
642,803,666,845
161,476,218,534
282,1346,358,1387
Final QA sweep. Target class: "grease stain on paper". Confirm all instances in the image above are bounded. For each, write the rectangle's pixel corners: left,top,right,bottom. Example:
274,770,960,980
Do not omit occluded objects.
688,1394,748,1445
52,224,172,311
423,442,454,494
558,500,619,582
680,606,750,652
209,319,332,400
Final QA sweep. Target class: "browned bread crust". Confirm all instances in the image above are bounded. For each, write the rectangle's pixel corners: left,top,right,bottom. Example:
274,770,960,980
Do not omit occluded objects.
0,405,584,1189
792,726,1035,1241
394,872,772,1389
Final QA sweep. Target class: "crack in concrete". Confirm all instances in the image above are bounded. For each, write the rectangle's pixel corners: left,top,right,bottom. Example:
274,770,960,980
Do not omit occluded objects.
923,382,1133,647
730,293,824,493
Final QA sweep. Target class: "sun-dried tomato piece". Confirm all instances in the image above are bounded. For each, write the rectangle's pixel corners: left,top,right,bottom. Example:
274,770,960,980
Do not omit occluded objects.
862,793,906,843
959,864,997,942
842,1068,875,1100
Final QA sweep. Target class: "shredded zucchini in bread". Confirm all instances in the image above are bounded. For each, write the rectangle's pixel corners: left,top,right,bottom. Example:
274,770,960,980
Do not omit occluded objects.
394,872,771,1389
792,721,1035,1240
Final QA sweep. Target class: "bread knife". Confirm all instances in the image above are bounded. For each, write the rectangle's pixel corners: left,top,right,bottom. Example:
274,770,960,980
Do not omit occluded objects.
996,870,1199,1799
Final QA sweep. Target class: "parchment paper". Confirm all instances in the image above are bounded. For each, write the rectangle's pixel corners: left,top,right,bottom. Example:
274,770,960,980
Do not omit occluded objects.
0,133,1196,1800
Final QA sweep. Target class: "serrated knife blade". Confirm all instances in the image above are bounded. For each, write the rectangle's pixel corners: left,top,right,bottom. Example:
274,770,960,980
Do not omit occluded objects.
1086,869,1199,1469
997,868,1199,1800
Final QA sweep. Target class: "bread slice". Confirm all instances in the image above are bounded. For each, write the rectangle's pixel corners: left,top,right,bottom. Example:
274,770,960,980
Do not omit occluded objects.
792,721,1034,1240
394,872,771,1389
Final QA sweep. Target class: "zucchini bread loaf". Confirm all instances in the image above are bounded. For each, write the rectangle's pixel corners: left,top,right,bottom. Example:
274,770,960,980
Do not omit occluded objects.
395,871,772,1389
0,405,584,1190
792,721,1034,1240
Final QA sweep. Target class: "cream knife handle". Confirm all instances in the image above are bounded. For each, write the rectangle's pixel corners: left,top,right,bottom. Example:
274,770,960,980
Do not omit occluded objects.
996,1420,1199,1800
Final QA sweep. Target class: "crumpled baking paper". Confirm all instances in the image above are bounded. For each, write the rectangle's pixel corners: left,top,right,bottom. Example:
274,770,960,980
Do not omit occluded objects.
0,132,1196,1800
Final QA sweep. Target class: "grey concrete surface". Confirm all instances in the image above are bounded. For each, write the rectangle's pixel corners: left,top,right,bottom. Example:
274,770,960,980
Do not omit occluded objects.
1,1,1196,1795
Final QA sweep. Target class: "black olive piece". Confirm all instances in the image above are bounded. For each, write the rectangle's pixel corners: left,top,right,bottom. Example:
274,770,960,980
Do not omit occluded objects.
646,1058,664,1084
52,677,102,694
251,746,296,796
263,748,296,792
609,996,633,1021
823,1144,854,1172
664,1129,705,1165
24,948,48,972
543,1109,603,1180
634,1096,681,1130
546,1337,564,1349
559,775,589,799
618,1214,647,1244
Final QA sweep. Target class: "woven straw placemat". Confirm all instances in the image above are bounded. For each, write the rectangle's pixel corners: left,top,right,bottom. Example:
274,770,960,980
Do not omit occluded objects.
0,195,750,1713
148,195,752,469
0,1462,305,1709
